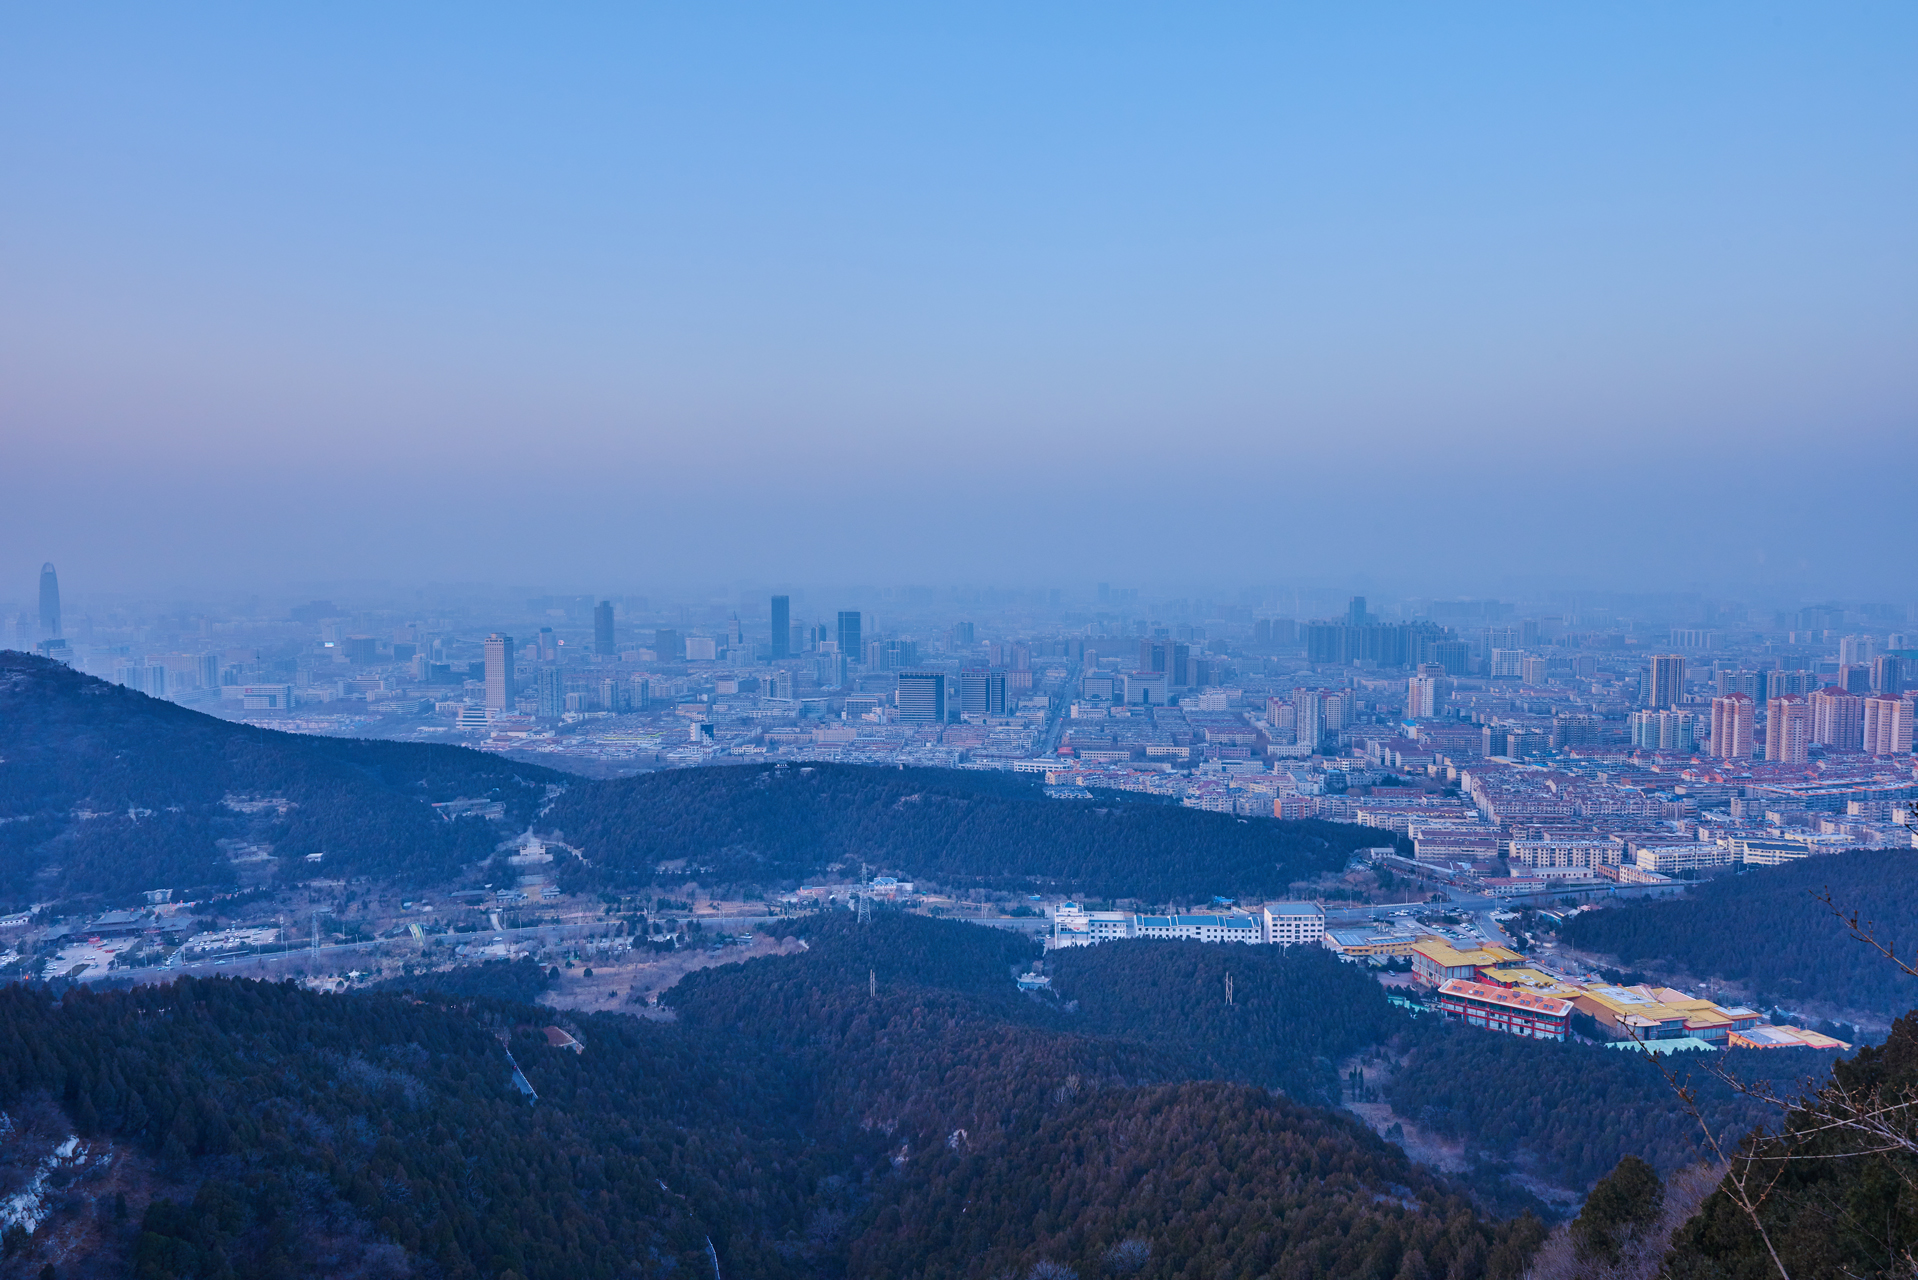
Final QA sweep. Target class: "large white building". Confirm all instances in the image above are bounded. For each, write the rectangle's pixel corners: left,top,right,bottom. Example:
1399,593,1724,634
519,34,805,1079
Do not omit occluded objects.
1261,902,1326,946
1507,839,1618,870
1049,902,1321,949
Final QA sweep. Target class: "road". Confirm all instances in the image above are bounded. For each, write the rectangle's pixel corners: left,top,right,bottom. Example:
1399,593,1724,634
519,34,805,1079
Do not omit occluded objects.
1035,661,1081,758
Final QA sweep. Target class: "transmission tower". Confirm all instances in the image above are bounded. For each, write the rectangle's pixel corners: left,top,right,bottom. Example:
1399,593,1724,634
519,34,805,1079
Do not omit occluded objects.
1224,972,1234,1006
868,968,876,998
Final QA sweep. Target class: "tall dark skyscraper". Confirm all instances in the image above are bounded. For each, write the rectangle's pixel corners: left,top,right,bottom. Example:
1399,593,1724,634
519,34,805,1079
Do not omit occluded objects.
38,563,60,638
771,595,790,659
593,600,615,656
897,670,946,723
837,611,861,661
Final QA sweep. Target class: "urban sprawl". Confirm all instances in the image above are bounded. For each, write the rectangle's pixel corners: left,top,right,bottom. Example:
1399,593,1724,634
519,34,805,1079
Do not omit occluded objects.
18,569,1917,1046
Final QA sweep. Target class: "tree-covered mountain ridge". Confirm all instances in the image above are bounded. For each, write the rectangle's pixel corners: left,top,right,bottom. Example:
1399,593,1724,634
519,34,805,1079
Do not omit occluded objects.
0,653,1391,908
0,652,564,903
0,912,1556,1280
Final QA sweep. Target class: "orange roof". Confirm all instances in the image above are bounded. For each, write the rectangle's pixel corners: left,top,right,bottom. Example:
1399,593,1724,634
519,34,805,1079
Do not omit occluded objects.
1438,978,1572,1017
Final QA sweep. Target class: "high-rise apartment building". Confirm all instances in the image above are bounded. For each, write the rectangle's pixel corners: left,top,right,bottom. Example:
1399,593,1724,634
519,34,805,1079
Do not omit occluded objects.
959,668,1008,719
1407,673,1451,718
593,601,615,656
654,629,680,662
535,665,566,718
1872,654,1904,696
1710,694,1754,761
896,671,947,723
1645,655,1686,709
770,595,790,660
837,612,862,662
1837,664,1872,695
1295,690,1327,751
484,634,515,712
1862,695,1914,756
1554,712,1604,750
1838,635,1877,666
1810,686,1864,752
37,563,60,638
1429,640,1470,676
1765,695,1810,763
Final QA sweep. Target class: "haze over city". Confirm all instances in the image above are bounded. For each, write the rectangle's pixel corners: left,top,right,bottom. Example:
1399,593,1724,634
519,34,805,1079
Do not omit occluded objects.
3,3,1914,595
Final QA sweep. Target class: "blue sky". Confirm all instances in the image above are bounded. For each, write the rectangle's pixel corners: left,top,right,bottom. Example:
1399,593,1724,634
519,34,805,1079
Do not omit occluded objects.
2,4,1913,595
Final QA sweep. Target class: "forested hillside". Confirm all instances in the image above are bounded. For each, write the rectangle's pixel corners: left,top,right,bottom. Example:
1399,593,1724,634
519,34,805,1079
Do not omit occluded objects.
1383,1021,1836,1189
849,1081,1546,1280
3,656,1390,908
1046,938,1404,1105
546,761,1390,901
1663,1009,1918,1279
0,922,1549,1280
0,977,846,1280
0,653,561,905
7,908,1903,1278
1557,851,1918,1019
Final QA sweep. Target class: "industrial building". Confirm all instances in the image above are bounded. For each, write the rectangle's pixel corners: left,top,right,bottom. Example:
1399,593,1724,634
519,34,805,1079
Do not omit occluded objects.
1435,979,1571,1040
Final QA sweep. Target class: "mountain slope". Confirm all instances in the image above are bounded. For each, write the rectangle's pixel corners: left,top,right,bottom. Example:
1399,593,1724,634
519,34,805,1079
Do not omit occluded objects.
546,760,1388,901
0,652,563,904
1556,852,1918,1019
0,925,1551,1280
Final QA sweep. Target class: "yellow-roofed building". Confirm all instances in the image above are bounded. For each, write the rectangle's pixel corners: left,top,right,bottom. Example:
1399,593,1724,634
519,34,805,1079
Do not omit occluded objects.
1570,984,1763,1046
1409,937,1524,987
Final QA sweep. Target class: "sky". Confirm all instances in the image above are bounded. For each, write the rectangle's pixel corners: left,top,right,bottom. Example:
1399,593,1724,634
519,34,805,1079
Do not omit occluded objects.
2,4,1914,599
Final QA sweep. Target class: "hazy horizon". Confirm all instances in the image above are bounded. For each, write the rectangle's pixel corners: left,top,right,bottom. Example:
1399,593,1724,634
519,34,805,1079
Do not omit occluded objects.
4,5,1913,597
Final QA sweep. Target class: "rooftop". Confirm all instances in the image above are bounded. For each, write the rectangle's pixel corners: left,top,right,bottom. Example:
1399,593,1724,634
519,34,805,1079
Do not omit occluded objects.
1437,979,1573,1017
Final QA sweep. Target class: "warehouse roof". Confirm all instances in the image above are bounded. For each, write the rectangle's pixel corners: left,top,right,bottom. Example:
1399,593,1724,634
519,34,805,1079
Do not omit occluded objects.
1438,979,1572,1017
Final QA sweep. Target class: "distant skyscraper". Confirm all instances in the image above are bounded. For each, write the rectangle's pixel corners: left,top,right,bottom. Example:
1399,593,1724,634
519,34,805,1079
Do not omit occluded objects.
950,621,975,649
959,668,1007,719
593,601,615,657
1294,690,1326,751
1644,655,1686,709
1347,596,1367,626
1765,694,1810,763
1838,635,1877,666
535,665,566,718
1810,685,1864,751
37,563,60,638
1710,694,1754,760
1407,673,1451,718
484,634,515,711
770,595,791,659
837,611,862,661
897,671,947,723
654,629,680,661
1862,696,1914,756
1873,654,1904,696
